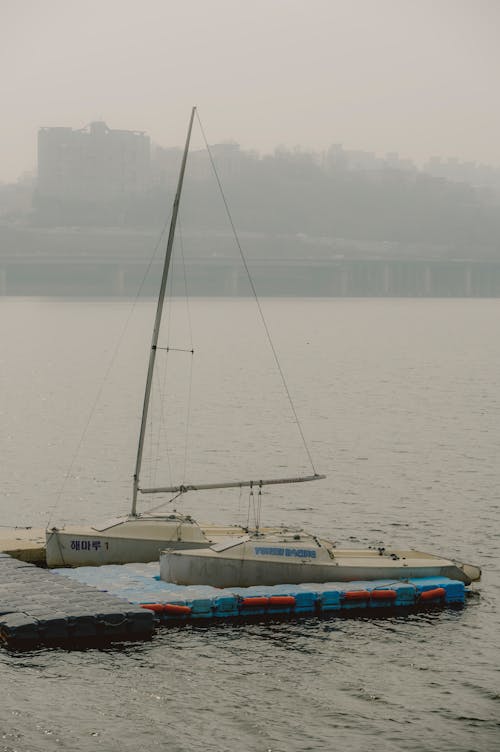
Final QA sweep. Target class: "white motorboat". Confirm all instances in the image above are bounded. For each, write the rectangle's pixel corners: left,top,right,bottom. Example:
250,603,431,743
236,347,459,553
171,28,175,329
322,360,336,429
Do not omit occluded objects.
160,529,481,588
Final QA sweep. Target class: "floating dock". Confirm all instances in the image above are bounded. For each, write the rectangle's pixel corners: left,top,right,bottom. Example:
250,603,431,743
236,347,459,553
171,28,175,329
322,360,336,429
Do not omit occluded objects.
0,556,470,650
52,562,468,622
0,554,153,649
0,526,46,565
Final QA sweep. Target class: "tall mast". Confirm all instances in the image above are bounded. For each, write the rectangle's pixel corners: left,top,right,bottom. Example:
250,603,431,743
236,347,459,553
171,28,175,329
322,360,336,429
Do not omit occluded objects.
131,106,196,516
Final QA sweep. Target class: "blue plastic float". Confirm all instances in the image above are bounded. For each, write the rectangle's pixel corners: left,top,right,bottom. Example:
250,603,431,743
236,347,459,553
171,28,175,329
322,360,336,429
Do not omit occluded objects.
51,563,468,623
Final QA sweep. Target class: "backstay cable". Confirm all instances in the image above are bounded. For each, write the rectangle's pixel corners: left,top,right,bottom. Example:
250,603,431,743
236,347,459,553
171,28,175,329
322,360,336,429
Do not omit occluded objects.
195,110,318,475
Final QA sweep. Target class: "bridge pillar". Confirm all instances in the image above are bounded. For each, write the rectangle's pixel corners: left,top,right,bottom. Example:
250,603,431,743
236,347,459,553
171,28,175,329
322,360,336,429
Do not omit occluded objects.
340,267,349,296
0,268,6,295
424,264,432,296
111,267,126,296
329,265,341,296
465,265,472,297
383,263,392,295
225,267,239,296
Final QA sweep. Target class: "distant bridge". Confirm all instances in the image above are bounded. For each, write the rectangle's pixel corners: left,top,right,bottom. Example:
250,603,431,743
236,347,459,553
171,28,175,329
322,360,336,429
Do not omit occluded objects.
1,251,500,297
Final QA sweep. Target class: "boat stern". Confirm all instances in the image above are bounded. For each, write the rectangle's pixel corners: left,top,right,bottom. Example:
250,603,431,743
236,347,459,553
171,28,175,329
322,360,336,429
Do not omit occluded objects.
458,560,481,584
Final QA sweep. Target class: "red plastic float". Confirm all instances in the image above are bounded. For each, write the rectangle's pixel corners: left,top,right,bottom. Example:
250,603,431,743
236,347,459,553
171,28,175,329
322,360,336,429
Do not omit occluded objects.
140,603,192,615
240,596,296,608
163,603,192,615
419,587,446,602
342,590,371,601
370,589,398,601
241,597,270,608
268,596,296,607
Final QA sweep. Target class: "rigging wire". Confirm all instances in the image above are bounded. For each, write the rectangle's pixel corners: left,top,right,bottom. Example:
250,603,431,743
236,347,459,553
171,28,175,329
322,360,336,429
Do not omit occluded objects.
147,226,177,498
237,484,244,527
145,489,184,514
147,383,155,488
177,219,195,486
195,110,318,476
150,356,173,491
154,231,177,491
246,485,254,530
177,219,195,351
145,216,195,499
256,484,263,532
46,219,172,528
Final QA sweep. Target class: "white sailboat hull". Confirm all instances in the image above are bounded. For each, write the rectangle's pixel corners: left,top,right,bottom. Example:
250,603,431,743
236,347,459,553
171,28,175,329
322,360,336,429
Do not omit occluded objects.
160,536,481,588
45,516,248,568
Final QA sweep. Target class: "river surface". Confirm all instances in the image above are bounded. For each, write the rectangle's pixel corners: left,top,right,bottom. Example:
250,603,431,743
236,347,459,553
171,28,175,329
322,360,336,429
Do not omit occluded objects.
1,297,499,752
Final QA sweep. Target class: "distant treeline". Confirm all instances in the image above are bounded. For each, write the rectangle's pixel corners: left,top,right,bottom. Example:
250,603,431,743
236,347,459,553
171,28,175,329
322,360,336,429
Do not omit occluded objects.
6,148,500,255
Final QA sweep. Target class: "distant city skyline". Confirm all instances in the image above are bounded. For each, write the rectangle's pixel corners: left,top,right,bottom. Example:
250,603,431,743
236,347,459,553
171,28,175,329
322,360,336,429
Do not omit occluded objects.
4,116,500,185
4,118,500,194
33,119,500,198
2,0,499,182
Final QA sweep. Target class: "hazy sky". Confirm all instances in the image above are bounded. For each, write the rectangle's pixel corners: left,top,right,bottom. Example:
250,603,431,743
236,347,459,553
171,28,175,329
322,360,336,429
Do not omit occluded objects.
1,0,499,181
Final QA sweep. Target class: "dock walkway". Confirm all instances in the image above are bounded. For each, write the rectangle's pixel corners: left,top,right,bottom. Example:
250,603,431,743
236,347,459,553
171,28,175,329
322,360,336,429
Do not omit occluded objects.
0,554,153,648
0,526,46,564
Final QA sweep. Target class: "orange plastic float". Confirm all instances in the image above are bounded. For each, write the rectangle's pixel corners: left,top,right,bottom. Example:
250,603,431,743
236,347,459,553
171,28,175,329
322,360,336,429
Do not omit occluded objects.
419,587,446,602
163,603,192,615
140,603,165,612
342,590,371,601
268,596,296,607
370,589,398,601
140,602,192,615
241,597,270,608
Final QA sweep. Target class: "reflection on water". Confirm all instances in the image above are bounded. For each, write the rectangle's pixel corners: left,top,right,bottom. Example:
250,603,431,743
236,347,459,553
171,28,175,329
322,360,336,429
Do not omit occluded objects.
1,298,499,751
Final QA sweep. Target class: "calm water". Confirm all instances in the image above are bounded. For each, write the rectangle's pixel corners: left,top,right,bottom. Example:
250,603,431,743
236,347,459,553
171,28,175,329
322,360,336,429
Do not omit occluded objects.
1,297,499,752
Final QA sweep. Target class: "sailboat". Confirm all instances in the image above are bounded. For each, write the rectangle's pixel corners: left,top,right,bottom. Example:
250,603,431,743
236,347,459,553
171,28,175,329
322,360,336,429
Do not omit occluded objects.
159,528,481,588
46,107,481,587
45,107,324,567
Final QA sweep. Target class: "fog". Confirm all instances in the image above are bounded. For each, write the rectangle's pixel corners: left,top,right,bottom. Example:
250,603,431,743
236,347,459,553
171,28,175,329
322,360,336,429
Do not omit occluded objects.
2,0,499,182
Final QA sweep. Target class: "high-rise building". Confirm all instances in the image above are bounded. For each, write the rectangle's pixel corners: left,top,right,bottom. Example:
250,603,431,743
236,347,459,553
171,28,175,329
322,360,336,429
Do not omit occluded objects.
37,121,150,201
